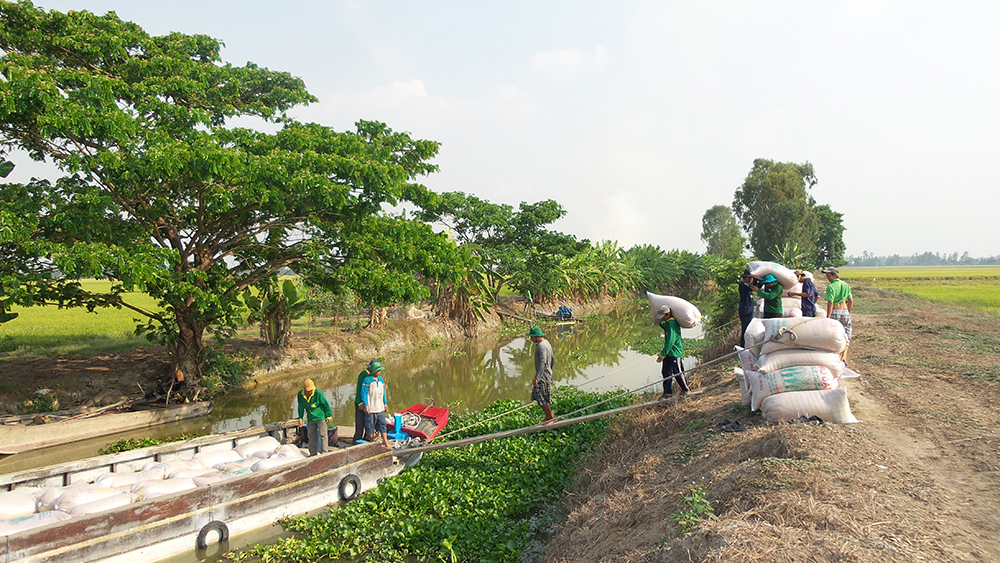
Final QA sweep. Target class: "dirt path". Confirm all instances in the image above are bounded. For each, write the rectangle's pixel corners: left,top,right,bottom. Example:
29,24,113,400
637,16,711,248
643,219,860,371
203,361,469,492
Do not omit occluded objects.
544,284,1000,563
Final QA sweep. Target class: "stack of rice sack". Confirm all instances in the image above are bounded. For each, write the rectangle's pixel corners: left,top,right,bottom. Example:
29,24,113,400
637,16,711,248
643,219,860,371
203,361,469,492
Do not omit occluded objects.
646,292,702,328
734,317,858,424
0,436,306,535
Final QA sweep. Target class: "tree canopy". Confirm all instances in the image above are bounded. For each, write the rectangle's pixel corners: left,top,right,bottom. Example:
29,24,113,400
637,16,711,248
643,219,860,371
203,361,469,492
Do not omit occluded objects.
700,204,745,260
732,159,818,263
0,1,459,390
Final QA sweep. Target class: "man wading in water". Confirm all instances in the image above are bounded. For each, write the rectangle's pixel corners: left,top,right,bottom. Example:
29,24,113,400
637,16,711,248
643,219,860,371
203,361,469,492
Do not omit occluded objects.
528,326,556,424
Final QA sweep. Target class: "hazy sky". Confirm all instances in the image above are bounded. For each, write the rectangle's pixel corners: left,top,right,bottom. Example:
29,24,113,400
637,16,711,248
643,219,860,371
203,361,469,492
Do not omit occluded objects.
13,1,1000,257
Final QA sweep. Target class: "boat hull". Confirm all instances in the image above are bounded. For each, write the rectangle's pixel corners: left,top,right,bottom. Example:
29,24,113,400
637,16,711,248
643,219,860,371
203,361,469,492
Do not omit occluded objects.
0,421,399,563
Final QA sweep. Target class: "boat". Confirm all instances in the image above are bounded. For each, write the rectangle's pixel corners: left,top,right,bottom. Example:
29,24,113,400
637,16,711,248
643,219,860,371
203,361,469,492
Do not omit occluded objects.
0,401,214,455
0,404,449,563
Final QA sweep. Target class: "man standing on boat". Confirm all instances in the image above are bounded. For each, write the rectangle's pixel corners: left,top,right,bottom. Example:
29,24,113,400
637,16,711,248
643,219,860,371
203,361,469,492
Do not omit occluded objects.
361,363,391,448
353,360,381,443
528,326,556,424
297,379,333,456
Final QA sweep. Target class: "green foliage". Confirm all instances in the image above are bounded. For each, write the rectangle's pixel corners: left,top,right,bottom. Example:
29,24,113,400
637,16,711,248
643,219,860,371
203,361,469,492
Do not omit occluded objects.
238,388,632,563
813,204,847,268
670,485,718,535
0,2,453,388
704,256,747,331
769,241,813,272
242,279,311,347
204,350,260,387
701,205,746,260
732,159,818,263
98,433,197,455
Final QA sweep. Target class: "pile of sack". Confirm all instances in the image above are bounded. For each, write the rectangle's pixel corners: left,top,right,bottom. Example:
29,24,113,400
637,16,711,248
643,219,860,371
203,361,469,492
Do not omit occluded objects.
0,436,307,535
734,317,858,424
747,261,826,318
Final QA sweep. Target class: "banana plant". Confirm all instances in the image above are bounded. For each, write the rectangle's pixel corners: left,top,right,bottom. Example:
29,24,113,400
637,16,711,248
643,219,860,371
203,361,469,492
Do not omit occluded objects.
242,279,311,347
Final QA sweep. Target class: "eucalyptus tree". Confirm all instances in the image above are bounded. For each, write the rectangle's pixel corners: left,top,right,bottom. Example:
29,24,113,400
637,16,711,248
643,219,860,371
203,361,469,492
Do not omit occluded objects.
700,205,745,260
0,2,455,391
732,159,818,262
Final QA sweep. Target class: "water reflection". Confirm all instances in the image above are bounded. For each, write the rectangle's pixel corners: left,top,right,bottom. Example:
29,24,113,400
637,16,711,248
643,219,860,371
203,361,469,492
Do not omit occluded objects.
209,302,701,432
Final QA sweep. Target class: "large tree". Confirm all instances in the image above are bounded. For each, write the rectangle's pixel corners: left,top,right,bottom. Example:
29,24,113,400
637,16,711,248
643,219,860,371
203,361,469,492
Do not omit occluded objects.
813,204,847,267
732,159,818,262
700,204,745,260
0,2,454,392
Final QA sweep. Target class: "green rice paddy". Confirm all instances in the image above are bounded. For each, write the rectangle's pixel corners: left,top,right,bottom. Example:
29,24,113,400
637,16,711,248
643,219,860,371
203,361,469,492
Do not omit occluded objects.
840,266,1000,315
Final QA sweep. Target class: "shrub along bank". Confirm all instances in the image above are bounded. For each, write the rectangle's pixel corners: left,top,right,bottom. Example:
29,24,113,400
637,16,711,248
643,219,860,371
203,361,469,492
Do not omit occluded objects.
230,388,633,563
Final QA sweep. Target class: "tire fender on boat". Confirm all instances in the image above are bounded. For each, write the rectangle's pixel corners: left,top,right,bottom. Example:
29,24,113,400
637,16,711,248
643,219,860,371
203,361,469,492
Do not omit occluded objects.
339,474,362,501
196,520,229,550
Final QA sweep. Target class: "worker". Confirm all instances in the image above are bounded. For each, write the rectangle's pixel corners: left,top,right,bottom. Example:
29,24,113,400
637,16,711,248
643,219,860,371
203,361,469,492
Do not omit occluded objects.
297,379,333,456
757,274,783,319
656,305,690,399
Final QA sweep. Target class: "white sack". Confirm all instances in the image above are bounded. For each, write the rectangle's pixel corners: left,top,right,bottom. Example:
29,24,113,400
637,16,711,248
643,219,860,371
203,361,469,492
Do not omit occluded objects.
251,456,299,472
747,366,840,411
745,318,847,355
781,297,802,310
0,491,38,519
782,282,803,298
735,346,761,373
133,478,197,500
734,368,751,406
275,444,306,459
747,261,797,289
94,469,166,489
192,449,242,469
36,482,90,512
785,308,802,318
0,511,72,535
141,459,203,473
192,468,252,486
216,459,257,473
167,467,216,480
757,349,844,377
67,491,135,516
234,436,280,459
53,487,122,513
645,292,702,328
760,388,858,424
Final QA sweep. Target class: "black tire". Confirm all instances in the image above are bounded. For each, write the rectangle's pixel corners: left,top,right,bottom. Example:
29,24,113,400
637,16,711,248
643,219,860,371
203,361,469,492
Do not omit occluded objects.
196,520,229,550
339,474,362,501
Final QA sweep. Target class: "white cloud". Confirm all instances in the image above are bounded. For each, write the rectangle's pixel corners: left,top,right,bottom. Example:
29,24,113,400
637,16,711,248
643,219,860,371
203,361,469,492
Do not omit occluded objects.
531,46,610,79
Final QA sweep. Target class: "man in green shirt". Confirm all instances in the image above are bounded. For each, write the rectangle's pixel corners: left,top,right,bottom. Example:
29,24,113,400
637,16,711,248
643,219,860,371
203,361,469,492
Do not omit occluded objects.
656,305,689,399
297,378,333,456
756,274,783,319
822,267,853,361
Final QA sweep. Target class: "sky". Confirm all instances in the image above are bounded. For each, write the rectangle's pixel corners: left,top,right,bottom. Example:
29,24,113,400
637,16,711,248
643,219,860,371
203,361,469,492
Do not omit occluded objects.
11,0,1000,258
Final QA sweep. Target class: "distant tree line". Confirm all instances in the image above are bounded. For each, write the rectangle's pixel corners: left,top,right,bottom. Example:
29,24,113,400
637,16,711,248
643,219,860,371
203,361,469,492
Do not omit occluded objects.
847,251,1000,267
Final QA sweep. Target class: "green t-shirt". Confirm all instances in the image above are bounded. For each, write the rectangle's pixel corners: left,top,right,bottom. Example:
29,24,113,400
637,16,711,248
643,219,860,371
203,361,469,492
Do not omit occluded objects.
659,319,684,358
825,278,852,306
757,283,783,315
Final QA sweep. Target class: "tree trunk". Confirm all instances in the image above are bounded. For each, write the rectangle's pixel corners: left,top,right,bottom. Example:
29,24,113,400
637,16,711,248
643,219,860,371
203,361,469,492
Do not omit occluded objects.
172,313,205,399
367,306,387,328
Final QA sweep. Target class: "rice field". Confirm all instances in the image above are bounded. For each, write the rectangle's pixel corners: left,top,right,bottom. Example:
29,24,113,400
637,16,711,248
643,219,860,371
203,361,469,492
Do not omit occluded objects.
839,266,1000,315
0,280,162,356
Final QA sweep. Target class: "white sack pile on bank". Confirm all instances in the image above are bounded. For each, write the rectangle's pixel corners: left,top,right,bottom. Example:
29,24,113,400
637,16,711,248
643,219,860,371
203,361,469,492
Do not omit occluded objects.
735,317,859,424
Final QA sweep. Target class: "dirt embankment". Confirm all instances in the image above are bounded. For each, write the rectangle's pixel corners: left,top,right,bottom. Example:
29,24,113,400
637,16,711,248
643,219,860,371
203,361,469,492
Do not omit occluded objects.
544,283,1000,562
0,296,615,413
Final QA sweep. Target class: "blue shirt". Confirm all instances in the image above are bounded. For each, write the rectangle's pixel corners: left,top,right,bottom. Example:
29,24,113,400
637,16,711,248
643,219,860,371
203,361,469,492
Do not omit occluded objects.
800,278,819,315
738,280,755,316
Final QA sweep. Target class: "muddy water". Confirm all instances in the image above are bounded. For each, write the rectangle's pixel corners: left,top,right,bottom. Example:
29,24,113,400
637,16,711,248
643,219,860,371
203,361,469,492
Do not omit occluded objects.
209,301,703,434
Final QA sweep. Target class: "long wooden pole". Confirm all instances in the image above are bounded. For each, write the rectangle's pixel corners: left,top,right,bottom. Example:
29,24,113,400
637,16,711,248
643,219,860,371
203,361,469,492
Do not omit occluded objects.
396,398,666,456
